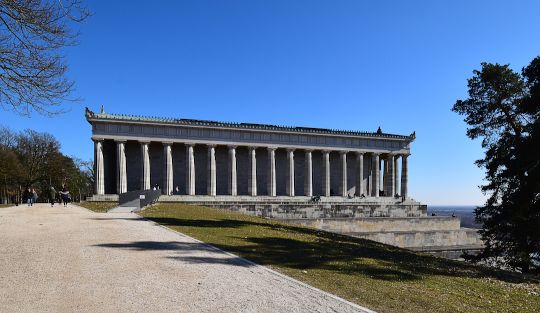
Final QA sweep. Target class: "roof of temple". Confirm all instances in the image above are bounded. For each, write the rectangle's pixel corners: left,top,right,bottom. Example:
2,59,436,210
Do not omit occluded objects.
85,107,415,141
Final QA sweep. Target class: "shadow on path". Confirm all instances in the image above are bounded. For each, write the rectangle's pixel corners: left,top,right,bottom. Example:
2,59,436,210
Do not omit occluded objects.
93,241,255,267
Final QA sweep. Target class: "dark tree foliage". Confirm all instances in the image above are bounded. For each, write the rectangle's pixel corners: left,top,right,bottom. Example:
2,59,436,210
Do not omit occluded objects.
453,58,540,273
0,0,89,115
0,126,93,202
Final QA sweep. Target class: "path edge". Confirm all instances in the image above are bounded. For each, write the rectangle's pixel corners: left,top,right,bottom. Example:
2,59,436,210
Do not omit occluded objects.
134,211,378,313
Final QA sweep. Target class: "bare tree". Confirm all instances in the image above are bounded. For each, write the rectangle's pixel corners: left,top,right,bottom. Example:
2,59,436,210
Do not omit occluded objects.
0,125,17,148
15,129,60,185
0,0,89,116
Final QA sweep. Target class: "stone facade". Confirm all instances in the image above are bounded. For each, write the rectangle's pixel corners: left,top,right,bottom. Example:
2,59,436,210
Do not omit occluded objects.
86,108,415,200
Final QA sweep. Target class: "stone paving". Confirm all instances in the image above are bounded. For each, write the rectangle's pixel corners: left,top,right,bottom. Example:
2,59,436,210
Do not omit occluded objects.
0,204,374,313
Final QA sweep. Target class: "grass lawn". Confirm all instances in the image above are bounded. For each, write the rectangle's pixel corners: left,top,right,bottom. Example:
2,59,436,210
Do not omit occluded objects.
141,203,540,313
77,201,118,213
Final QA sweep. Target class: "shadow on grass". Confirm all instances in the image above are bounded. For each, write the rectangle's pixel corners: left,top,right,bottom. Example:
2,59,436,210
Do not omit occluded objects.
142,217,262,229
143,215,539,284
93,241,255,267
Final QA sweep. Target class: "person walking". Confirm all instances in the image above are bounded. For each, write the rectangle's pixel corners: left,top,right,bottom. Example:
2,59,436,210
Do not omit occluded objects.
32,188,38,205
60,184,70,207
24,188,32,206
49,186,56,207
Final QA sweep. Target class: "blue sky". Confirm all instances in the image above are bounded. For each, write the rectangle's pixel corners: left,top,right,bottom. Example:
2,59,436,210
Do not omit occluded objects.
2,0,540,205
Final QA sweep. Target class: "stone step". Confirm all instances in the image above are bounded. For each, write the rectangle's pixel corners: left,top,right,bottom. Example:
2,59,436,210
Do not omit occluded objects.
159,195,420,204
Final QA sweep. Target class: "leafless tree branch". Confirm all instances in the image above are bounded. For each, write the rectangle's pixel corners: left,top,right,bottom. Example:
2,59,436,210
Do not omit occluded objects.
0,0,90,116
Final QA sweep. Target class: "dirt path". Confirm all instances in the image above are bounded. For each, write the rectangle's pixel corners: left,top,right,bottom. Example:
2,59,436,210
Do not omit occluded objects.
0,204,373,313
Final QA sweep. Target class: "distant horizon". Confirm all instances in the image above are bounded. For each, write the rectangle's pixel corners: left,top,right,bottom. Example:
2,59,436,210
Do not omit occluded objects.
427,204,479,207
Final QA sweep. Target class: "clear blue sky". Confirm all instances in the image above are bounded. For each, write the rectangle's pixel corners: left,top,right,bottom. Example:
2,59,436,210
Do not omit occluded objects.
2,0,540,205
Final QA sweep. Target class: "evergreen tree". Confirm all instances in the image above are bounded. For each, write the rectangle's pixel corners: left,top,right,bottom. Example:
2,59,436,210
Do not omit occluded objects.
453,57,540,273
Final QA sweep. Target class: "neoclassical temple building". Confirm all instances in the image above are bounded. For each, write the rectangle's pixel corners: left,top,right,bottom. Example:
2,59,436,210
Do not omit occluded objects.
86,108,414,200
86,108,484,254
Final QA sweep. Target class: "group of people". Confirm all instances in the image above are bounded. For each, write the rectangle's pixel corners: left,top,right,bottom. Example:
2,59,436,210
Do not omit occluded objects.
23,188,38,206
49,184,72,207
19,184,72,207
153,185,182,195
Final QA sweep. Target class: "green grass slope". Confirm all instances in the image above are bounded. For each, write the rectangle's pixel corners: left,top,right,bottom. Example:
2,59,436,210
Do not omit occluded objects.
140,204,539,313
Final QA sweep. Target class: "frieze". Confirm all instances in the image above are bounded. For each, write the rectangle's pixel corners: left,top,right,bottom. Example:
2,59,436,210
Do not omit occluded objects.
91,121,410,151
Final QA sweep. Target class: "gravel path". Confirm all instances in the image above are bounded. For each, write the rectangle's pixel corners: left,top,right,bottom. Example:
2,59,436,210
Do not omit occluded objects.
0,204,374,313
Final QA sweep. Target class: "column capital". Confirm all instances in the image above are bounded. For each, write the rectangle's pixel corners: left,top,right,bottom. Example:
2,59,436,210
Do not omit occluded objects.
207,144,216,148
228,145,237,150
355,151,365,156
339,150,348,155
92,138,104,143
401,153,411,158
267,147,277,151
185,142,195,147
286,148,295,152
114,139,127,143
162,141,173,146
139,140,150,145
248,146,257,151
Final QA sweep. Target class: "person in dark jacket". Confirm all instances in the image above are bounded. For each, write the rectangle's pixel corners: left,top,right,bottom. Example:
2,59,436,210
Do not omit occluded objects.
24,188,33,206
60,184,70,207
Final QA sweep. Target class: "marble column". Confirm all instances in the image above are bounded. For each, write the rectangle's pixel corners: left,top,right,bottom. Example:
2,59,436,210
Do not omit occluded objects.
355,152,364,197
248,147,257,196
394,155,400,196
286,149,295,196
116,140,127,194
340,151,348,197
186,144,195,195
372,153,380,197
163,143,173,196
267,148,276,197
304,150,313,197
380,158,388,196
387,154,394,197
94,140,105,195
401,154,409,200
228,146,237,196
323,151,330,197
140,141,150,190
207,145,216,196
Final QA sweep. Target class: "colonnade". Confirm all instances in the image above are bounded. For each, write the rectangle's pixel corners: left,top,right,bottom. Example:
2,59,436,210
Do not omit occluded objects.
94,139,409,199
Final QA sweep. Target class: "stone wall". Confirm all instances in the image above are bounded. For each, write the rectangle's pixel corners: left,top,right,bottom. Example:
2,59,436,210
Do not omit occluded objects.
282,216,460,233
349,228,483,249
159,195,428,218
171,143,186,194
